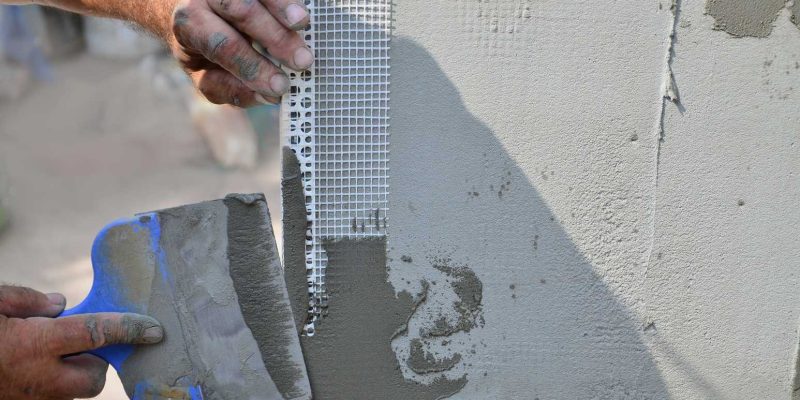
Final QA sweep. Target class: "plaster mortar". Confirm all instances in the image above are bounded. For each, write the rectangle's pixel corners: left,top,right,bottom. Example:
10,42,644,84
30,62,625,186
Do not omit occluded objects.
223,193,310,400
386,29,670,398
281,147,310,334
385,0,800,397
279,0,800,397
299,238,466,399
706,0,785,37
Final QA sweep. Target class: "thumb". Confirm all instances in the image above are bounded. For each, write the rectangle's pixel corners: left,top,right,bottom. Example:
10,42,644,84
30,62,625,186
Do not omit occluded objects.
0,285,66,318
46,312,164,355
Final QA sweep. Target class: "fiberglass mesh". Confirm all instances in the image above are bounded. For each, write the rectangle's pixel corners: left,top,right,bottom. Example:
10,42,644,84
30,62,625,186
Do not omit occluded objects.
282,0,391,335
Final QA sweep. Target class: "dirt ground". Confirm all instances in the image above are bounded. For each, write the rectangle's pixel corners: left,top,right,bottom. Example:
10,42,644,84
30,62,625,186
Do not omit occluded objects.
0,53,282,398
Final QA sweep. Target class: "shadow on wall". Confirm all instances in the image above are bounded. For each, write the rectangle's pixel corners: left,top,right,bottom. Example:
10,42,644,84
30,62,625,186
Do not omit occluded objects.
386,37,672,399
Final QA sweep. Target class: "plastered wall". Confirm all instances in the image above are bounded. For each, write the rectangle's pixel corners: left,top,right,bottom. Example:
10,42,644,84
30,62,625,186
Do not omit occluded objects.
384,0,800,398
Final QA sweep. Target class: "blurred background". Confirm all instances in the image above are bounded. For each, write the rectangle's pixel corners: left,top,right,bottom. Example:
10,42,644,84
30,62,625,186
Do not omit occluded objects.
0,6,283,398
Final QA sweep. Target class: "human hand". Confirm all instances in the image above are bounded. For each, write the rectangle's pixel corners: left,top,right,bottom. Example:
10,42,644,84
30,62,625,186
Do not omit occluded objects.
169,0,313,107
0,286,163,399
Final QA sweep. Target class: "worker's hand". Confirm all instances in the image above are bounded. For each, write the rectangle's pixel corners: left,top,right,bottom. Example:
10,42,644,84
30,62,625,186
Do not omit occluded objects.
168,0,313,107
0,286,164,399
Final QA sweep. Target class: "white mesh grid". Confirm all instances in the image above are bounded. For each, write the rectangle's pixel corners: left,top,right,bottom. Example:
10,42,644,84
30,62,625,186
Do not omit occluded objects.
281,0,391,335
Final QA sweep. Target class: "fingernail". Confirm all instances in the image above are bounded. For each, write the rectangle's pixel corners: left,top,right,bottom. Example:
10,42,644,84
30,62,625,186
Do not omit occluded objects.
293,47,314,70
286,4,308,27
255,93,276,105
46,293,66,314
139,326,164,344
47,293,66,308
270,74,290,94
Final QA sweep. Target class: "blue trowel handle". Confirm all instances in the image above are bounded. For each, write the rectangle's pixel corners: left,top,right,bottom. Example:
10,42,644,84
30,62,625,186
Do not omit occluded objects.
55,213,205,400
57,213,161,371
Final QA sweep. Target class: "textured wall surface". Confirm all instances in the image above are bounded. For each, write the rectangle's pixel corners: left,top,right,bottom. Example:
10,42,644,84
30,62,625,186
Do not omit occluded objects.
384,0,800,398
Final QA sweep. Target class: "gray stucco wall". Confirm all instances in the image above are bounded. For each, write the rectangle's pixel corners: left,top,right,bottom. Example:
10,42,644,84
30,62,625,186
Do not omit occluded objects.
385,0,800,398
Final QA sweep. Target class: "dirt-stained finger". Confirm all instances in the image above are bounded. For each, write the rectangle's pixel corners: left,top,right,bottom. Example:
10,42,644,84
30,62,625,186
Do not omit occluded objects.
0,285,65,318
207,0,313,70
190,68,270,107
50,354,109,399
260,0,309,30
46,313,163,356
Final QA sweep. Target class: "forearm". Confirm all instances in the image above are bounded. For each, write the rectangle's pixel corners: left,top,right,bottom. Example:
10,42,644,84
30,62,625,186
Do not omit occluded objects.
4,0,177,41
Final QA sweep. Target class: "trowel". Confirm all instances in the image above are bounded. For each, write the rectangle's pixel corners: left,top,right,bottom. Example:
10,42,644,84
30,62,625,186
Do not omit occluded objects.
60,194,311,400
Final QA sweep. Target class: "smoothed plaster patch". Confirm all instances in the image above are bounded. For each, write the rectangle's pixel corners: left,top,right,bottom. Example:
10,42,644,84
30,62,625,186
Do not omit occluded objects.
706,0,786,37
299,238,467,399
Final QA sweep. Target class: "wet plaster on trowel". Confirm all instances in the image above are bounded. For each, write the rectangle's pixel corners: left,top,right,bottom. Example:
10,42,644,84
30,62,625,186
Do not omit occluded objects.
223,193,310,399
706,0,789,37
118,200,282,399
281,147,311,334
299,237,467,400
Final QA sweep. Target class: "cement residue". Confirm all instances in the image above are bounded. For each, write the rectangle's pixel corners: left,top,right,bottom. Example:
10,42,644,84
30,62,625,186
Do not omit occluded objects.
85,316,100,345
407,339,462,374
101,222,157,307
791,1,800,28
300,238,467,399
281,147,311,334
224,194,311,400
706,0,785,38
422,259,484,337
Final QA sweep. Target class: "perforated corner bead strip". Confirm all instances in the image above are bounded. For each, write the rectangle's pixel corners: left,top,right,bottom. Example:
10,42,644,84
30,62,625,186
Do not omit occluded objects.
281,0,391,335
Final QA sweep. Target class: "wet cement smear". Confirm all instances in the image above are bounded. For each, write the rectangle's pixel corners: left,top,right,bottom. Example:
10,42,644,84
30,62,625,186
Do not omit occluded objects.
300,238,467,399
281,147,311,334
407,338,462,374
706,0,785,38
422,258,484,337
224,194,310,400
